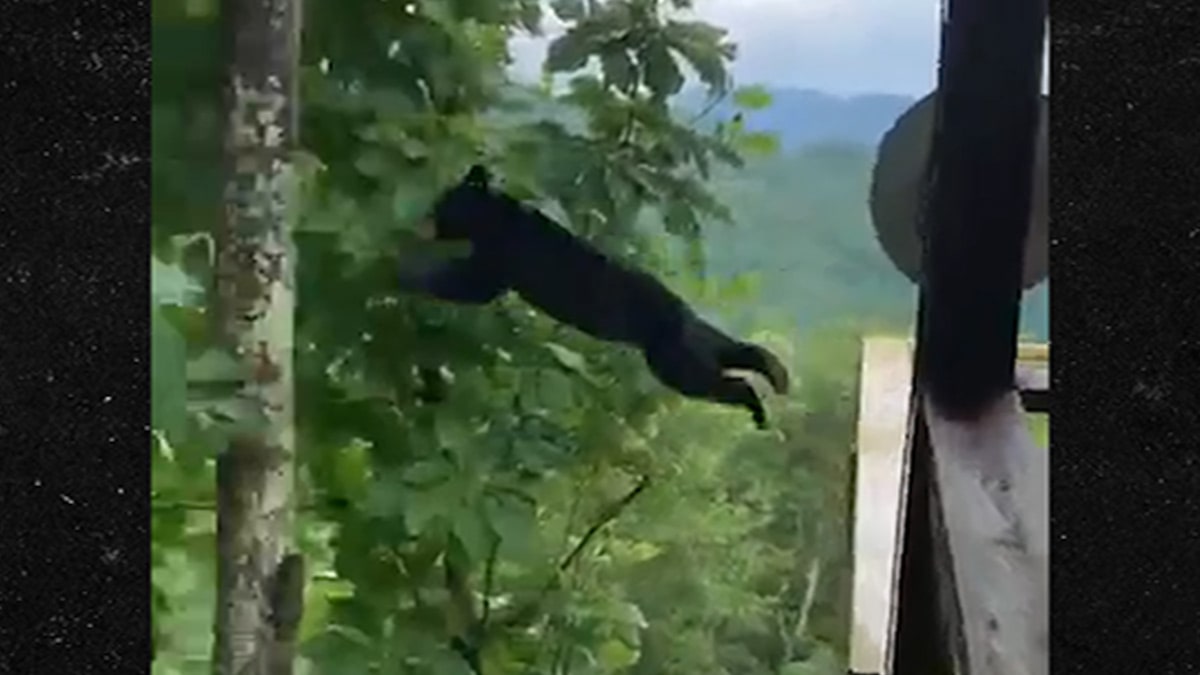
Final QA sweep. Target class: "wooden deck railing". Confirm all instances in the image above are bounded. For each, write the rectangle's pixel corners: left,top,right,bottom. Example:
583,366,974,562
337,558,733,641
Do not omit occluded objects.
850,337,1049,675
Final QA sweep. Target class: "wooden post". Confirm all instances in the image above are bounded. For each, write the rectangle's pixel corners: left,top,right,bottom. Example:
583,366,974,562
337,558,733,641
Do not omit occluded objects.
897,0,1049,668
914,0,1046,420
850,337,915,675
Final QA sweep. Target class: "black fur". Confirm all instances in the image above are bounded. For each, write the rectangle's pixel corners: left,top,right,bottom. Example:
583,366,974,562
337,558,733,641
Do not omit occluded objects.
398,165,790,428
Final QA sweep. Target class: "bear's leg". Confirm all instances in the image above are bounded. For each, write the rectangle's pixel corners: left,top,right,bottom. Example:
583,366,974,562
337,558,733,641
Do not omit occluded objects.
642,341,769,428
717,342,790,395
679,318,790,395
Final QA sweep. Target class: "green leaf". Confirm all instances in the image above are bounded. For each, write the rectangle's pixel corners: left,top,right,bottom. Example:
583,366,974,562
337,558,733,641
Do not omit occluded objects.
600,48,637,93
639,41,684,99
514,0,544,32
596,639,640,669
533,369,576,412
405,479,462,534
426,649,478,675
403,457,455,487
151,306,188,443
302,626,375,673
732,84,773,110
484,491,538,561
168,232,216,281
663,20,731,95
332,440,371,500
151,257,203,306
435,411,477,455
739,131,781,157
613,600,649,629
361,471,407,520
544,341,587,373
662,199,698,237
511,437,570,473
392,182,437,230
545,32,592,72
452,507,494,562
550,0,586,21
353,149,393,178
158,304,208,349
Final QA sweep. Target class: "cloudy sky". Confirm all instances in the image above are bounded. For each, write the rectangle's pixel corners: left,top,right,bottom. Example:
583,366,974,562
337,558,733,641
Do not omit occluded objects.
509,0,1048,97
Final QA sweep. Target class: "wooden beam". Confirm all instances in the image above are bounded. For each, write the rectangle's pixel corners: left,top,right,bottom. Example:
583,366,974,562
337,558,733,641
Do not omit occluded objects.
1015,346,1049,414
914,0,1047,419
856,338,1049,675
850,337,916,675
1016,343,1048,363
1016,374,1048,414
923,393,1049,675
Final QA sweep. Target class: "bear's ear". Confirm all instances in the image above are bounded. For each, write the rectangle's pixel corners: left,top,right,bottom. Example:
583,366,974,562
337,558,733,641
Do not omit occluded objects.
463,164,490,189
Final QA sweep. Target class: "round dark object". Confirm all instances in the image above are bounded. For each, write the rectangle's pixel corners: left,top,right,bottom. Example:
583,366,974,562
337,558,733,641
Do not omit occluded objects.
868,91,1049,289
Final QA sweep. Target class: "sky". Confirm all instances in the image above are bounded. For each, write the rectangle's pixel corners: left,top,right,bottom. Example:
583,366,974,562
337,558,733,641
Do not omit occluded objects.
508,0,1049,97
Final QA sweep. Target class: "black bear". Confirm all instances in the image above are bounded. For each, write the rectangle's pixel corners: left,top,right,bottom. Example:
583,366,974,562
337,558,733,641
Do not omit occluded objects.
398,165,790,428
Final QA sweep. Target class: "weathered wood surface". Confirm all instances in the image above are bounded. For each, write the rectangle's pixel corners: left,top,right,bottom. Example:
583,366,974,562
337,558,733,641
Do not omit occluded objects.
850,337,916,674
924,392,1049,675
853,338,1049,675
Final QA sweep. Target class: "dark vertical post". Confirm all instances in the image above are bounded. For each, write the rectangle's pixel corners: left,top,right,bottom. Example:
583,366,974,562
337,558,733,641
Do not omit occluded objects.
892,0,1046,671
915,0,1047,420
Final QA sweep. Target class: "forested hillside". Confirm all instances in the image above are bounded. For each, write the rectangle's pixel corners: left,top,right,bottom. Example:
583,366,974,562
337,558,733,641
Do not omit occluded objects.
702,139,1050,340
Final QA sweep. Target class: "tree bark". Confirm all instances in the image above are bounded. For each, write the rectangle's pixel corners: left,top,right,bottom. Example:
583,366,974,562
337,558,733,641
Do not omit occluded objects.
211,0,303,674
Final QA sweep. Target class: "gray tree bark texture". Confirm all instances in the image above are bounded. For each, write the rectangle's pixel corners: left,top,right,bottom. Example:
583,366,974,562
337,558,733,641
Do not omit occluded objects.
211,0,303,674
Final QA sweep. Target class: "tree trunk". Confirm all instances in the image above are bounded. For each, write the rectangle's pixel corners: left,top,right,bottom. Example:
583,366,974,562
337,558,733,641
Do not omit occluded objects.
211,0,303,674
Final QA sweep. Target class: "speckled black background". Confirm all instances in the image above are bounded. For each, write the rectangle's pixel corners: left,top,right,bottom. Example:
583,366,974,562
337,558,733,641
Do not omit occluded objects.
0,1,150,672
1052,1,1200,672
0,0,1198,673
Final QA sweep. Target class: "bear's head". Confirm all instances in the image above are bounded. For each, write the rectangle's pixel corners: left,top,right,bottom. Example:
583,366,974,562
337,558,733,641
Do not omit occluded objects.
423,164,494,241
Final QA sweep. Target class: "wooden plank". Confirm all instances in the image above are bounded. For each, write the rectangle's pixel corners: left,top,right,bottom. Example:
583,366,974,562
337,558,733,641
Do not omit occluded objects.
1015,358,1049,414
850,337,916,675
1016,343,1048,364
924,392,1049,675
1015,365,1048,392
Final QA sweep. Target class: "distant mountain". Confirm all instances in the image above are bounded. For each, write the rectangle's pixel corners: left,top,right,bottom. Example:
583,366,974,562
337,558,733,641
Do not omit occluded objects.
699,141,1048,341
678,87,916,149
496,84,916,150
